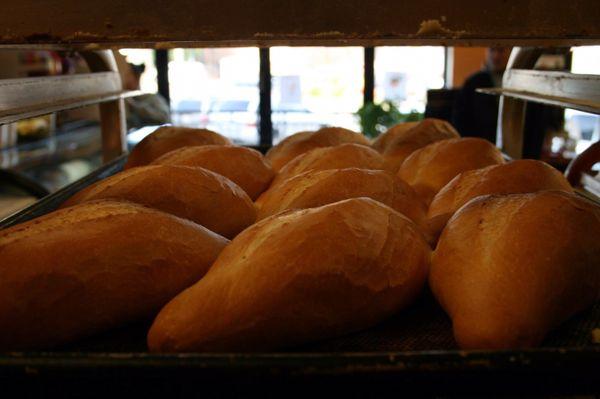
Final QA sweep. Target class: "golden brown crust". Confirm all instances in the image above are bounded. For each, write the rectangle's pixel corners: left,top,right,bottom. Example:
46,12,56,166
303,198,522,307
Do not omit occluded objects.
430,191,600,349
265,131,314,171
124,126,231,169
371,121,419,153
61,165,256,239
312,126,371,146
272,143,386,187
148,198,431,352
265,127,370,172
256,168,427,231
265,132,318,172
427,159,573,241
382,118,460,173
0,200,228,350
398,137,504,206
150,145,274,200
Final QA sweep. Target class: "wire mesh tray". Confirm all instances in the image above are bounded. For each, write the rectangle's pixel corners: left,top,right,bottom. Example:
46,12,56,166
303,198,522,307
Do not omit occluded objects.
0,154,598,396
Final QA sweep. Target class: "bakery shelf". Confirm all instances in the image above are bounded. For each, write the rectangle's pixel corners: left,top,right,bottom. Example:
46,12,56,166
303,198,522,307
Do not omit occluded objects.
0,156,597,397
1,348,597,396
0,50,135,163
0,91,140,126
1,0,600,48
477,69,600,116
0,294,596,396
581,173,600,198
0,154,126,228
477,88,600,116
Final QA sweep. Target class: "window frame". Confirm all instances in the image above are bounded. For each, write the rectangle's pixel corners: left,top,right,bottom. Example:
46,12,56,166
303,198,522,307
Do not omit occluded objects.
154,47,445,148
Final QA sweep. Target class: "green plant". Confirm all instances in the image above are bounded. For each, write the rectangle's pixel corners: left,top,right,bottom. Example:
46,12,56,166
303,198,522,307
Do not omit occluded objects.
356,101,422,138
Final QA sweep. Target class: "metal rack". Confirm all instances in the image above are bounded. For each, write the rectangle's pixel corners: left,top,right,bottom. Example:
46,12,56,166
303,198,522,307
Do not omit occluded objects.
0,49,140,163
476,46,600,197
1,1,600,395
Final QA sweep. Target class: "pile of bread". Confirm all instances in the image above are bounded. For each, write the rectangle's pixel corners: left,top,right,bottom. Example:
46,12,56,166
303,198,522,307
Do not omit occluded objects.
0,120,598,352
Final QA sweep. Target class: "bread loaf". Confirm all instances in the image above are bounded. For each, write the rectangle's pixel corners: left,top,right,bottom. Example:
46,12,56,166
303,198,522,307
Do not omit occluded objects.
398,137,504,205
271,143,385,188
430,191,600,349
257,168,427,231
124,126,231,169
151,145,274,200
312,126,371,146
148,198,431,352
266,127,370,171
427,159,572,240
265,132,316,172
383,119,460,172
0,201,228,350
61,165,256,239
371,121,419,152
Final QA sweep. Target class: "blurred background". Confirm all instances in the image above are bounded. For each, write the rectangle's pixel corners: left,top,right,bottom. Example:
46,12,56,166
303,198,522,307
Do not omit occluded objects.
0,45,598,209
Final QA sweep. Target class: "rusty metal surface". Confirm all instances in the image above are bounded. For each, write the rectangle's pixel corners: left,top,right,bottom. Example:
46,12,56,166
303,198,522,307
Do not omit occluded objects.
1,0,600,47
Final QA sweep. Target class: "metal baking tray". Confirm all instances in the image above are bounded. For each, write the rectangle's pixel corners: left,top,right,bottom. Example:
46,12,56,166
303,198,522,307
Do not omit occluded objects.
0,154,598,397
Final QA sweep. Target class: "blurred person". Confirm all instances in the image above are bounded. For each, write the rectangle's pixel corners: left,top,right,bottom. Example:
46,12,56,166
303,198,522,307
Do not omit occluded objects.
452,47,511,144
123,62,171,128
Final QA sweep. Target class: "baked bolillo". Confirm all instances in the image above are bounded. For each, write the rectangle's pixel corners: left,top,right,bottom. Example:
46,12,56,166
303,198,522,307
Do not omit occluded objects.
430,191,600,349
265,131,314,171
398,137,505,206
266,127,370,172
427,159,573,241
382,118,460,173
0,200,228,350
148,197,431,352
371,121,419,153
256,168,427,232
151,145,274,200
271,143,386,188
61,165,256,239
124,126,231,169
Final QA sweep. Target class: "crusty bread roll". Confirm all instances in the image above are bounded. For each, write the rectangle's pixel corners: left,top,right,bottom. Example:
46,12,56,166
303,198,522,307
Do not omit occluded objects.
257,168,427,229
148,197,431,352
371,121,419,153
265,132,318,172
124,126,231,169
383,119,460,172
61,165,256,239
427,160,573,241
312,126,371,146
0,200,228,350
266,127,370,171
398,137,505,206
151,145,274,200
430,191,600,349
271,143,385,188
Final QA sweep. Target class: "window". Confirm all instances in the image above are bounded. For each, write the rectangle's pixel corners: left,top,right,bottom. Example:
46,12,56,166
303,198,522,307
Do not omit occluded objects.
374,47,445,114
168,48,260,145
563,46,600,155
571,46,600,75
130,46,448,146
270,47,364,142
118,49,158,93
